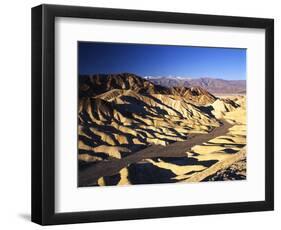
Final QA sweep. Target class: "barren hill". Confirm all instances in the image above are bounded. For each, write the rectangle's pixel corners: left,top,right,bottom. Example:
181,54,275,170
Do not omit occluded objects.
170,86,217,105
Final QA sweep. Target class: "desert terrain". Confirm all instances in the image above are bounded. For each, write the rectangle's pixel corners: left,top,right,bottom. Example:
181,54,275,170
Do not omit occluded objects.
78,73,246,186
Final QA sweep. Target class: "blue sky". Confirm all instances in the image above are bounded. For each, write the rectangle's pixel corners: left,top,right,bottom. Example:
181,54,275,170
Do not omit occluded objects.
78,42,246,80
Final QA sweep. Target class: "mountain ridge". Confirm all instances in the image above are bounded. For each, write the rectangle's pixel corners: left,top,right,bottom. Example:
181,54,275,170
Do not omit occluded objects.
79,73,217,105
79,73,170,97
145,76,246,94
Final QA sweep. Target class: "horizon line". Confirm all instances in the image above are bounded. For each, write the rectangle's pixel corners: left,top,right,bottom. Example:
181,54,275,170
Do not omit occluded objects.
79,72,246,81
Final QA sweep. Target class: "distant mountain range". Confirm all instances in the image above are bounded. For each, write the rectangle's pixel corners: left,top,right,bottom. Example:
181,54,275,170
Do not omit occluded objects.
144,76,246,94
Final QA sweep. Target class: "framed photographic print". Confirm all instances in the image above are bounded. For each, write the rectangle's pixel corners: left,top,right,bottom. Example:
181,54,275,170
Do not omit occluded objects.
31,4,274,225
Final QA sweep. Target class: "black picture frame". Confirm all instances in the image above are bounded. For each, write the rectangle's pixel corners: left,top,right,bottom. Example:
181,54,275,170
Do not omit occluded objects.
31,4,274,225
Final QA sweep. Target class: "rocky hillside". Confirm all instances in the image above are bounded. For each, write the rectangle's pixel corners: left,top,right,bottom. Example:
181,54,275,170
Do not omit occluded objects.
170,86,217,105
79,73,170,98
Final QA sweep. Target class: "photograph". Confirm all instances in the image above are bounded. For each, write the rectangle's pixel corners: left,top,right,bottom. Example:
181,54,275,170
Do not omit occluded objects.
30,3,274,225
77,42,247,187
